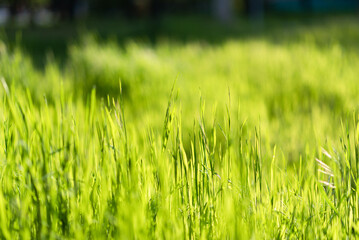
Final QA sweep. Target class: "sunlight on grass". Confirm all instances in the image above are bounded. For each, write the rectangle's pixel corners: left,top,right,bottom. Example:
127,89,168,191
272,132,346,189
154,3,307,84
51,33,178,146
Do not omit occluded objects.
1,16,359,238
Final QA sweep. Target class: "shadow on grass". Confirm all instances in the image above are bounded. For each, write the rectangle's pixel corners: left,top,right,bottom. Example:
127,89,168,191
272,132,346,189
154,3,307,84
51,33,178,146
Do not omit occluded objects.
1,13,359,69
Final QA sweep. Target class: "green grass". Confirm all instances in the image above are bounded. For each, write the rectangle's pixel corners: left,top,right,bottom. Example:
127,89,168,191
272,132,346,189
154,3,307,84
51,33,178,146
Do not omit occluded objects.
1,15,359,239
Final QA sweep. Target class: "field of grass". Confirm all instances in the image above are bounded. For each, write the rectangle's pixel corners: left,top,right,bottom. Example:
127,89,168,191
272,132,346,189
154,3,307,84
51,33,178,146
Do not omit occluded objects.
1,15,359,239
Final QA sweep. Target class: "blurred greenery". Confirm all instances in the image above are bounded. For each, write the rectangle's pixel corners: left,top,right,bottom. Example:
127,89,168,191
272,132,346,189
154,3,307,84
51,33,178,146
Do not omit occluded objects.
1,14,359,238
2,15,359,148
3,14,359,67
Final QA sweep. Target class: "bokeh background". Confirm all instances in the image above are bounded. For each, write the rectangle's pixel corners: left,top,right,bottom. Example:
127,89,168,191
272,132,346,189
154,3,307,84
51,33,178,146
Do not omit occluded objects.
1,0,359,160
1,0,359,65
2,2,359,238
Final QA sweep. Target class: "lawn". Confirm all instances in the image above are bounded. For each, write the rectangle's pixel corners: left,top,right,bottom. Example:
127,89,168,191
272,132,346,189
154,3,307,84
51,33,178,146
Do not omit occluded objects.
1,14,359,239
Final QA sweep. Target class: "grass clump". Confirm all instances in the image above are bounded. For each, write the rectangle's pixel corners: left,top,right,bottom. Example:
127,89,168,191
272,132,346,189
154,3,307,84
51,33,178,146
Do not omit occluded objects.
1,81,359,239
2,16,359,238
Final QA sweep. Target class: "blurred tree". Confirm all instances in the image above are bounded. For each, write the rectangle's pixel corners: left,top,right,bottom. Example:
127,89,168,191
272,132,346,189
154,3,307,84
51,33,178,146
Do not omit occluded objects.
9,0,27,15
3,0,270,20
244,0,263,18
213,0,232,22
50,0,78,20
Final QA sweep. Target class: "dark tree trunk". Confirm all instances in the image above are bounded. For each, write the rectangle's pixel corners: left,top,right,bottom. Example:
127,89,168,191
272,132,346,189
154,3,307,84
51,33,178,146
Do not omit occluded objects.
245,0,263,19
213,0,232,22
51,0,78,20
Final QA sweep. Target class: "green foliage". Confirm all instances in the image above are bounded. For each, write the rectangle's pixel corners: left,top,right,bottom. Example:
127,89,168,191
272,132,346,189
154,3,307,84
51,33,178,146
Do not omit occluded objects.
2,16,359,239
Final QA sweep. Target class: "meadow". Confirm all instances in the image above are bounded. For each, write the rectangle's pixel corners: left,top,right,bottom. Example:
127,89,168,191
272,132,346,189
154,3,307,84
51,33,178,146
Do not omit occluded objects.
1,15,359,239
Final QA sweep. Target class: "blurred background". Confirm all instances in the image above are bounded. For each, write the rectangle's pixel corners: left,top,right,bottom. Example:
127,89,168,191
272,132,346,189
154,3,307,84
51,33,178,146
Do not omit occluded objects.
1,0,359,65
1,0,359,23
1,0,359,66
1,0,359,159
0,0,358,26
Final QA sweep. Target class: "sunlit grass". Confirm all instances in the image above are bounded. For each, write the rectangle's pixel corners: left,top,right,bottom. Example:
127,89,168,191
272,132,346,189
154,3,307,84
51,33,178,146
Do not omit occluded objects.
1,16,359,238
